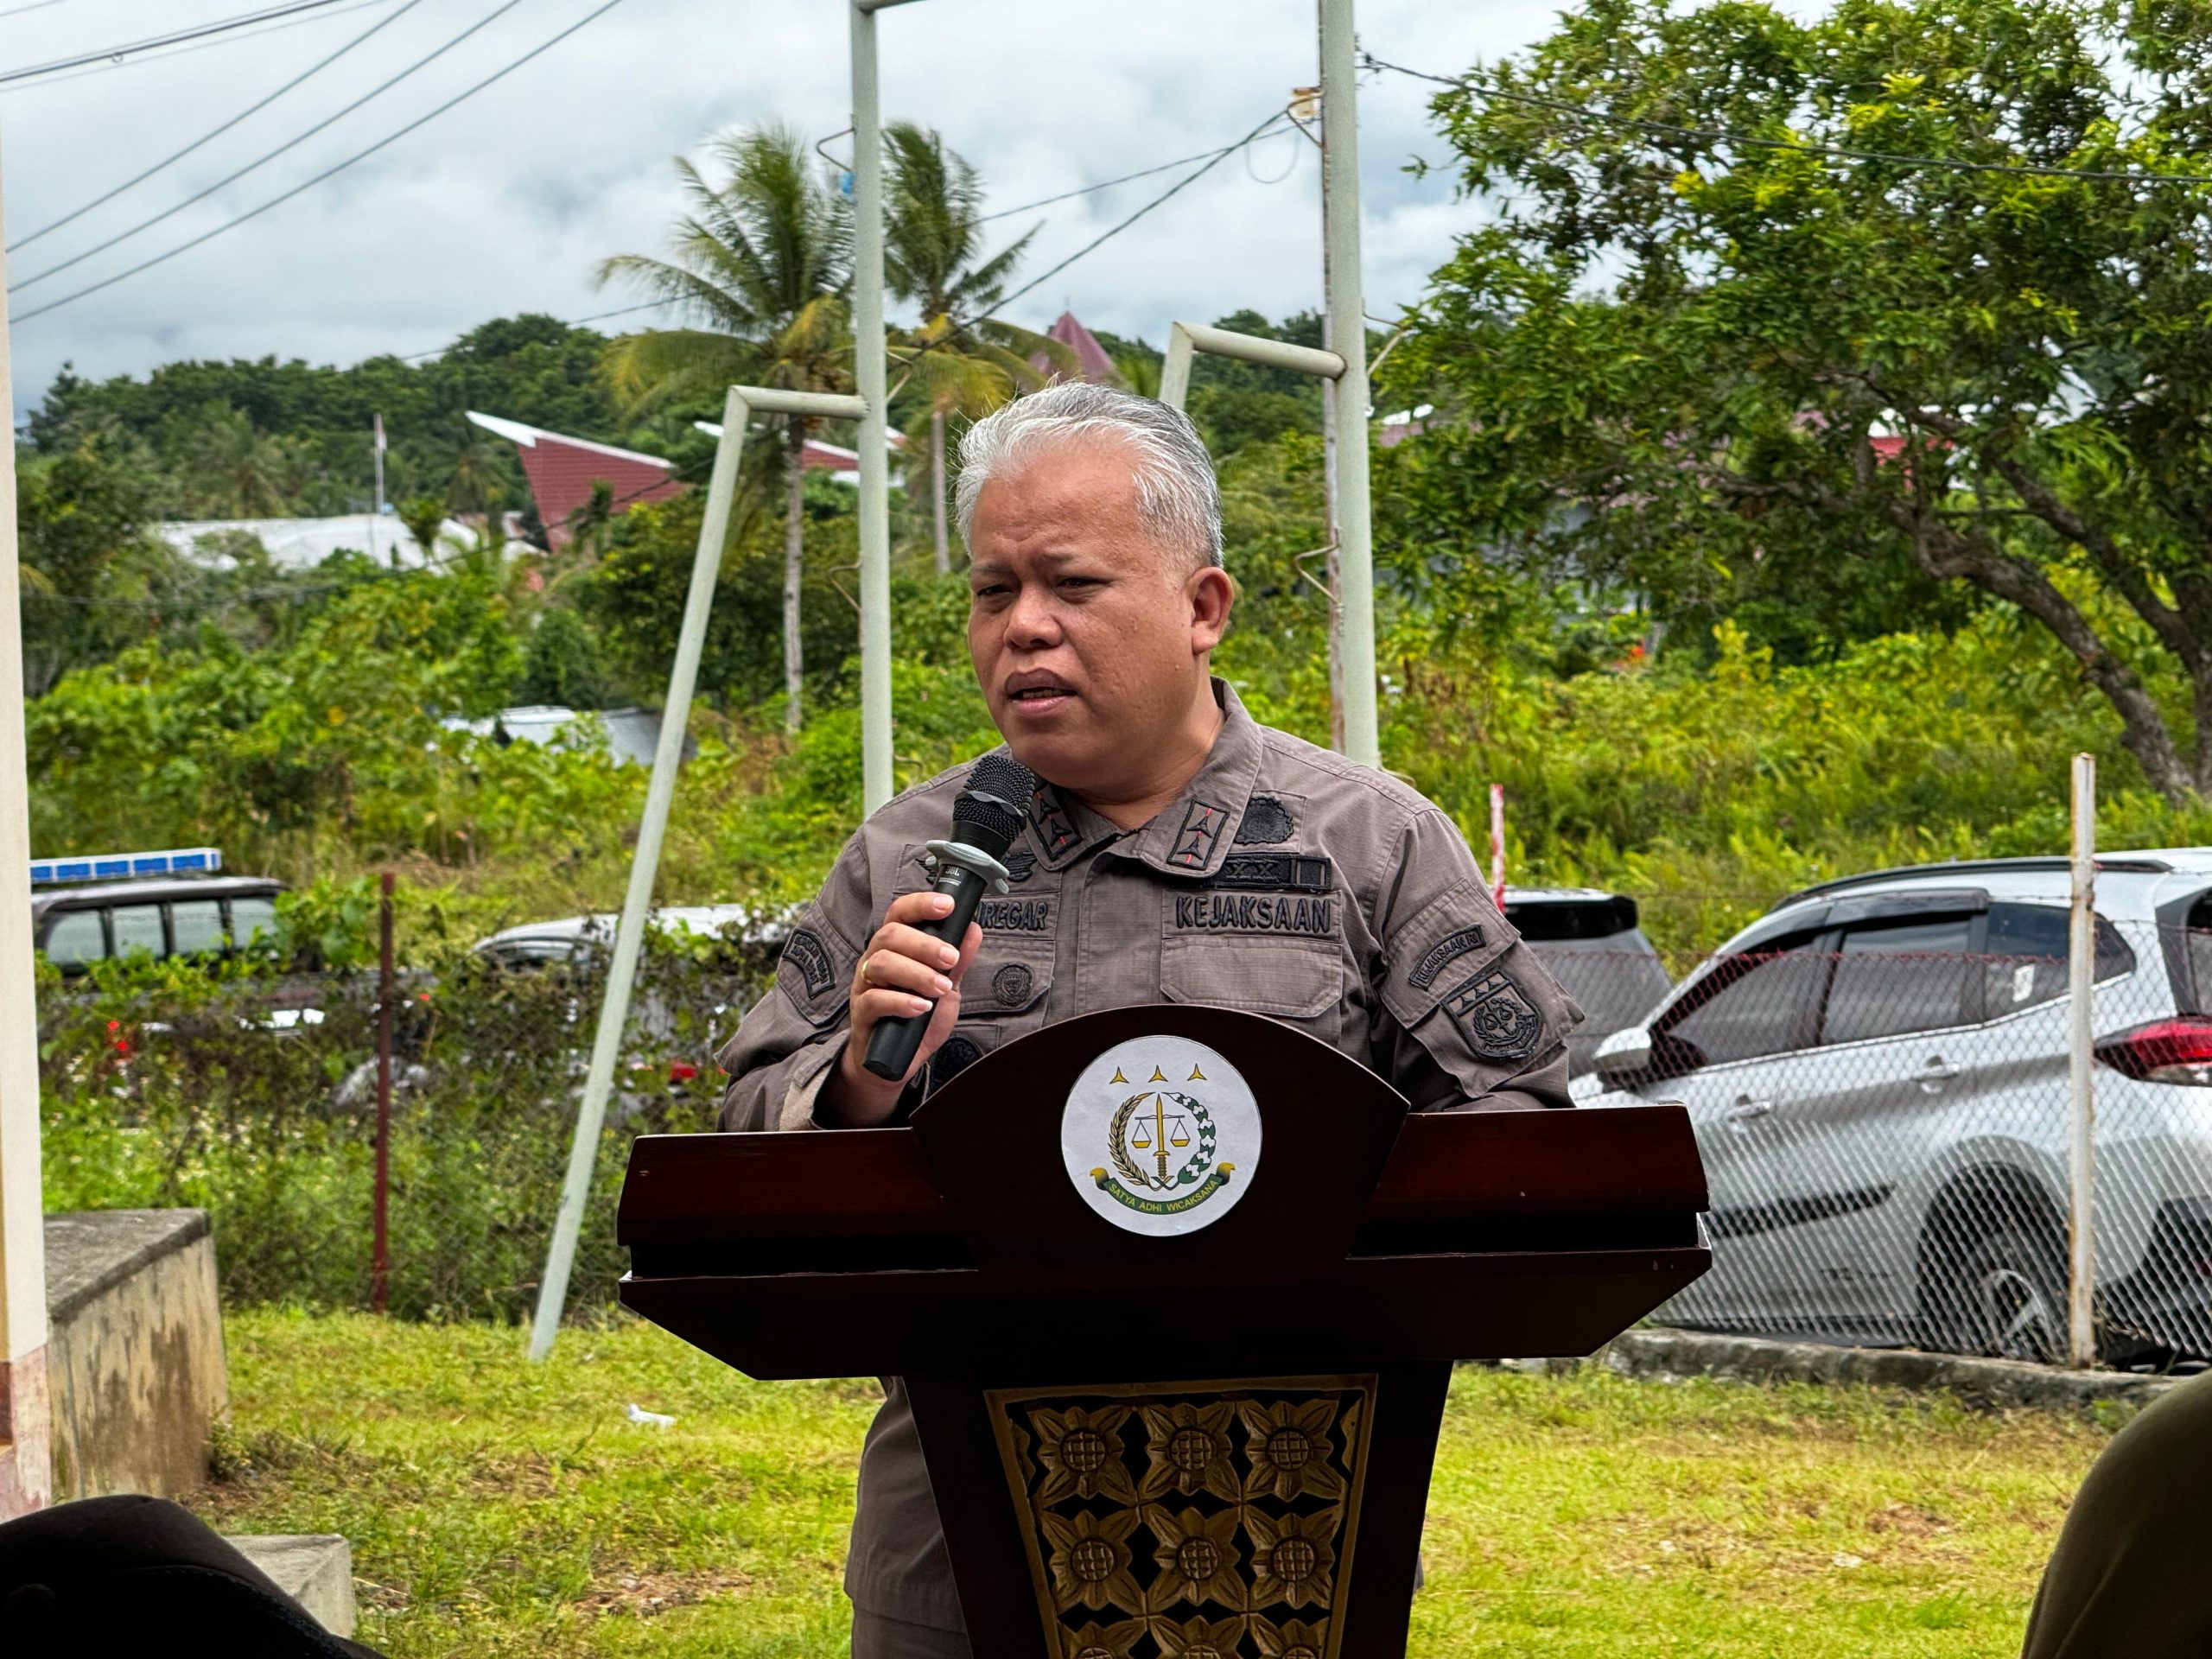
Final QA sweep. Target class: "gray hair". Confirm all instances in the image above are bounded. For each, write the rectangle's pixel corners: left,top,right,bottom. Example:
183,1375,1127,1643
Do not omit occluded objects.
953,382,1224,569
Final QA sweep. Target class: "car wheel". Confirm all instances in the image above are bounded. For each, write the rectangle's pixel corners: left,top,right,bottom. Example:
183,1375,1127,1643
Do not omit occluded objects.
1936,1224,2069,1363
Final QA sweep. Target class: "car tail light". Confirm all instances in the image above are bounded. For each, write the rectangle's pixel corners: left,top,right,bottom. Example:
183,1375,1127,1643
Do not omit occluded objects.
667,1060,699,1084
2095,1017,2212,1084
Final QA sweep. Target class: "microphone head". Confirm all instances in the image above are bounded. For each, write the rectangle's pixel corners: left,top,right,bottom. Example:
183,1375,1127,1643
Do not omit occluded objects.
954,753,1036,860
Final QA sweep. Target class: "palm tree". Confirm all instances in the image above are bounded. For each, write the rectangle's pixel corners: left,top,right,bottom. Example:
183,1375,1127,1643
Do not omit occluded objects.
882,123,1069,573
183,404,302,518
596,123,852,734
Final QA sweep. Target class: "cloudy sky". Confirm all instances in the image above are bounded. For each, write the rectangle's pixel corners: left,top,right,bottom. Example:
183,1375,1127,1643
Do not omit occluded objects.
2,0,1573,427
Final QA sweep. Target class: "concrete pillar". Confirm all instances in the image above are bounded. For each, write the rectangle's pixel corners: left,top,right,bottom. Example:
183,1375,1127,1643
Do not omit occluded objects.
0,136,55,1517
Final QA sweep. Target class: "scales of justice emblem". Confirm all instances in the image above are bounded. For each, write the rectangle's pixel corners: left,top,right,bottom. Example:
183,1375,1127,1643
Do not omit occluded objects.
1059,1034,1262,1237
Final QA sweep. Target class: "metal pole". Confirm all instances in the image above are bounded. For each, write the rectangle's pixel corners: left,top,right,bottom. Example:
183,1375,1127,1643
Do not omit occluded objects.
1309,71,1347,755
528,385,752,1358
2067,751,2098,1368
1159,323,1198,412
851,0,893,814
372,871,393,1314
1319,321,1346,754
1319,0,1380,770
1489,783,1506,911
373,415,388,569
1170,321,1345,382
0,130,56,1514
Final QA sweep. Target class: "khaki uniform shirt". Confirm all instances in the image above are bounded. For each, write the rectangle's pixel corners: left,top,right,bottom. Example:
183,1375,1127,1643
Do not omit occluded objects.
716,680,1580,1630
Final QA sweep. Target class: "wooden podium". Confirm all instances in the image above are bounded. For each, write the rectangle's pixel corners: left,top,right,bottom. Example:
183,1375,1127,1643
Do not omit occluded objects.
619,1005,1708,1659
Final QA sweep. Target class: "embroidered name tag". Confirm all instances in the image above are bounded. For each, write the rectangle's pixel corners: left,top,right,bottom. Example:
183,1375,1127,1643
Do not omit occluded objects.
1207,853,1332,893
1408,925,1486,989
781,928,836,997
978,898,1052,933
1173,893,1336,937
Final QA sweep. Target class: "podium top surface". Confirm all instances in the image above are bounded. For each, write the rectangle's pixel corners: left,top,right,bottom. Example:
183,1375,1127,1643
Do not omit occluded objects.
617,1007,1709,1377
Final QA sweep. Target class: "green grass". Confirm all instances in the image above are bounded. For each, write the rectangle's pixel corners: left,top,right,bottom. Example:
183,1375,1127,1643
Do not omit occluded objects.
198,1312,2114,1657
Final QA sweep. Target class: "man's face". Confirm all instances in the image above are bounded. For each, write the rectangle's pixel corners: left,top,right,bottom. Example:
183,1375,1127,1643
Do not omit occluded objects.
967,437,1229,798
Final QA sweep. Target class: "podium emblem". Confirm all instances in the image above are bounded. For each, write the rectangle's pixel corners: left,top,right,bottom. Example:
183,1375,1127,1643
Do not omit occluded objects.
1061,1035,1262,1236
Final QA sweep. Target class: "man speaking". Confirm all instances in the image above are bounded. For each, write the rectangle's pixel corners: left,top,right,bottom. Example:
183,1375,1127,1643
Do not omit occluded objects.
717,383,1579,1659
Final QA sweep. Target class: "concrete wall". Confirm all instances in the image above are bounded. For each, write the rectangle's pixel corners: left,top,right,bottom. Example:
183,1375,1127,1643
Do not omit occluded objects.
46,1211,227,1501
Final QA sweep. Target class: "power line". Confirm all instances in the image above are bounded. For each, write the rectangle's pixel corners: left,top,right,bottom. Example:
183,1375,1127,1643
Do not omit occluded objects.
391,113,1298,364
8,0,432,254
12,0,637,326
976,118,1294,224
397,298,673,362
0,0,400,99
12,0,531,291
1363,51,2212,189
0,0,78,19
0,1,356,87
984,105,1293,320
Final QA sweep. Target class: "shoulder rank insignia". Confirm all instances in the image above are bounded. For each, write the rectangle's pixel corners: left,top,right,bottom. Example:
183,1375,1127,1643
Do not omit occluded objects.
1171,799,1228,868
1029,784,1079,858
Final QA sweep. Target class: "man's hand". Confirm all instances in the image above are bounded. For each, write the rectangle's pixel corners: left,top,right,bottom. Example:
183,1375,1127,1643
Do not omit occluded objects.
816,891,984,1126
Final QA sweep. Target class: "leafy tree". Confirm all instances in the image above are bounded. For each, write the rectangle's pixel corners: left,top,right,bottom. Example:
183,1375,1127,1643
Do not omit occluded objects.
596,124,853,735
563,480,617,569
181,404,303,518
399,496,446,563
881,121,1063,573
27,315,621,523
1388,0,2212,804
580,486,857,718
14,427,181,696
1185,309,1325,456
518,607,608,709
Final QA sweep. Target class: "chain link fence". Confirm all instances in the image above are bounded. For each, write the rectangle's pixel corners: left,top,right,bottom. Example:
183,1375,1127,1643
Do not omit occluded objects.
31,887,2212,1365
1566,912,2212,1370
36,927,774,1320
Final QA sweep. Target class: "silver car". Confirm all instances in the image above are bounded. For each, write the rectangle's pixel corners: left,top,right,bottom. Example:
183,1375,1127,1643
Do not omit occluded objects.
1578,851,2212,1364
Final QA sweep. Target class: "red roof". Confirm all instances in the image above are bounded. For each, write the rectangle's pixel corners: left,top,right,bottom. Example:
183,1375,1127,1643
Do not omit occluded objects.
467,412,686,545
1034,310,1121,385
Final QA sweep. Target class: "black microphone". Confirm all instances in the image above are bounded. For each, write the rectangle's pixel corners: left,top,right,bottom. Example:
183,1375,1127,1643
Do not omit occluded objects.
861,752,1038,1081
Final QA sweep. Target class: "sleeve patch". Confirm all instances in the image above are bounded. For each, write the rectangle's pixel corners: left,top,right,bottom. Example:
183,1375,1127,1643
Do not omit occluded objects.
1408,925,1486,989
1444,969,1545,1061
781,927,836,997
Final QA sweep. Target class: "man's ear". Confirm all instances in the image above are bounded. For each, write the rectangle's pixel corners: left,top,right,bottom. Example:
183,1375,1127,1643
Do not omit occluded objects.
1188,563,1235,652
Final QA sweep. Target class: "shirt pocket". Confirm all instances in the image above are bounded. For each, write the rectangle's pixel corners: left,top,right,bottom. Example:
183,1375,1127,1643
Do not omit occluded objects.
929,939,1054,1092
1159,934,1346,1046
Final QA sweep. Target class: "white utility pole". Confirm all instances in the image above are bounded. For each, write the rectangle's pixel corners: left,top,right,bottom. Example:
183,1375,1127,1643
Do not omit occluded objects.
372,413,390,569
1319,0,1379,771
2066,752,2098,1369
530,385,868,1357
1297,79,1348,755
0,138,56,1514
852,0,921,816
